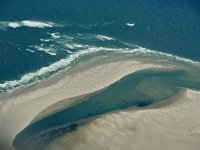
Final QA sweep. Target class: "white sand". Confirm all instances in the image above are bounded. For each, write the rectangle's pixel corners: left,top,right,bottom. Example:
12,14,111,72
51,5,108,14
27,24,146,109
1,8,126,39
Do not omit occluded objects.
47,89,200,150
0,58,164,150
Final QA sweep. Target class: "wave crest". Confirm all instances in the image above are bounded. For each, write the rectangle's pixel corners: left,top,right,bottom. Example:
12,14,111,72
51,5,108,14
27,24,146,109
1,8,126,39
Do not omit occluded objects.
0,42,199,94
95,35,114,41
0,20,60,29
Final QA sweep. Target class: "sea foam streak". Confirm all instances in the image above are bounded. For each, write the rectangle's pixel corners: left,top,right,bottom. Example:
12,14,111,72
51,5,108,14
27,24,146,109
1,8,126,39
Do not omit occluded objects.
0,47,103,93
95,35,114,41
20,21,54,28
0,20,59,29
0,45,199,94
7,22,21,28
48,32,61,39
32,45,57,56
123,47,200,64
126,22,135,27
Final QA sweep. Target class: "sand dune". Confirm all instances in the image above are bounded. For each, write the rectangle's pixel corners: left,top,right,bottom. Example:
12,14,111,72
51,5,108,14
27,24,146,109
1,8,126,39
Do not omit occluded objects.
0,57,164,150
47,89,200,150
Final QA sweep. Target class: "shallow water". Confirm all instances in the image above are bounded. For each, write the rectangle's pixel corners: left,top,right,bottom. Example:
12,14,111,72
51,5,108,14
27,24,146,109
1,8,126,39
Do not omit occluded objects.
0,0,200,149
13,61,200,150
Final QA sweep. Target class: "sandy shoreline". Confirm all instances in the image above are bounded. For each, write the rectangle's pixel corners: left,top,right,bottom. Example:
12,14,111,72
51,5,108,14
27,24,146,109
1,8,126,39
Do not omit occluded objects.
1,55,200,150
47,89,200,150
0,56,165,150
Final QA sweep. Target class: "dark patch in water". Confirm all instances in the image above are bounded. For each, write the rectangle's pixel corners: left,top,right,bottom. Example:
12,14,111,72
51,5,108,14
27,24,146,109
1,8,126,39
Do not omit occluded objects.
13,69,200,150
136,99,153,107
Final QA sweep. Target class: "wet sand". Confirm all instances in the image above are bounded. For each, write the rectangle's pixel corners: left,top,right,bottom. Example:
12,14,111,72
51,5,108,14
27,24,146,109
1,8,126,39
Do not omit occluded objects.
47,89,200,150
0,57,164,150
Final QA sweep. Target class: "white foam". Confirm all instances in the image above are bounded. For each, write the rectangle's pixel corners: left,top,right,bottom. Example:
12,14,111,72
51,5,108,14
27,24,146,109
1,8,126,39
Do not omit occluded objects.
95,35,114,41
33,45,57,56
37,33,85,56
126,22,135,27
8,22,21,28
65,43,87,49
40,39,51,42
0,45,199,93
122,47,200,64
38,47,56,56
49,32,61,39
26,49,35,53
79,46,200,65
0,20,58,29
73,44,84,48
22,20,53,28
0,47,103,93
66,50,74,54
65,44,74,49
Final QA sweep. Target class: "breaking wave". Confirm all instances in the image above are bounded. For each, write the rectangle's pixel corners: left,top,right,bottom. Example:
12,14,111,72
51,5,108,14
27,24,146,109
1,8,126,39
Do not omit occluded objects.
0,20,60,29
0,43,199,94
126,22,135,27
95,35,115,41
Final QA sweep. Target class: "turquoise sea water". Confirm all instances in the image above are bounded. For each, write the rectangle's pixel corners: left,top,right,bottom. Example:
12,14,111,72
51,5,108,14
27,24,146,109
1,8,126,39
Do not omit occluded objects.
0,0,200,93
0,0,200,149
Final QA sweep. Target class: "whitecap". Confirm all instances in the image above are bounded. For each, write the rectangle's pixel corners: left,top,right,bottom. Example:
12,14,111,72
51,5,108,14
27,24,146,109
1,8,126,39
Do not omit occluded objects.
40,39,51,42
31,45,57,56
49,32,61,39
73,44,84,48
25,49,35,53
119,47,200,64
0,20,59,29
66,50,74,54
21,20,54,28
126,22,135,27
0,45,199,94
65,43,87,49
0,46,104,93
8,22,21,28
95,35,114,41
65,44,74,49
37,47,56,56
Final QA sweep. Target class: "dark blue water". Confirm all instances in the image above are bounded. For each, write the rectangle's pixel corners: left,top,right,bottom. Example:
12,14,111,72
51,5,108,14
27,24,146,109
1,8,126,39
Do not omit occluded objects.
0,0,200,93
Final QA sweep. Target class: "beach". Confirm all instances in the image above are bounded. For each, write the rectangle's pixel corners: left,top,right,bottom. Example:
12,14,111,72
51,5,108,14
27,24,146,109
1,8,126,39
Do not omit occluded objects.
1,1,200,150
0,56,199,150
46,89,200,150
0,57,165,150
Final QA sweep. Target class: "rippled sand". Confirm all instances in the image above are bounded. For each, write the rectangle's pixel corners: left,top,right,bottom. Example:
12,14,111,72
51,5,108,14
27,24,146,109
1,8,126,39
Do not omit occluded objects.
0,57,164,150
46,89,200,150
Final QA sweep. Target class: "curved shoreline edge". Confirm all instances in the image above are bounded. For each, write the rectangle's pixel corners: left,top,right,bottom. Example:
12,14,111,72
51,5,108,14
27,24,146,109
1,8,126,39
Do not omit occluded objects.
46,88,200,150
0,56,165,150
13,65,200,150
